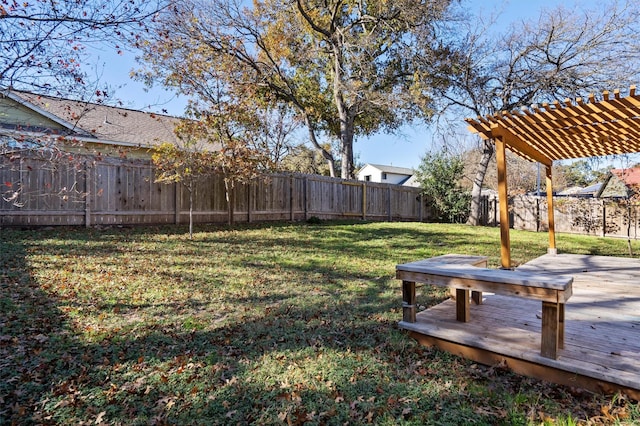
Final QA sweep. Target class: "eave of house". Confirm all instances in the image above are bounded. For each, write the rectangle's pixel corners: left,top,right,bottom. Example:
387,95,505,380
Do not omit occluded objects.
1,90,94,137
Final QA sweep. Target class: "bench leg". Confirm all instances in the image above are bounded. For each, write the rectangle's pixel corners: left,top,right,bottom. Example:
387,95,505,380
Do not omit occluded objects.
402,280,416,323
455,289,470,322
559,303,565,349
541,301,561,359
450,289,482,305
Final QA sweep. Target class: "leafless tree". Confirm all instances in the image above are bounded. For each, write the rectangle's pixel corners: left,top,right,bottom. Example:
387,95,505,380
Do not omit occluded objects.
1,0,166,97
433,1,640,224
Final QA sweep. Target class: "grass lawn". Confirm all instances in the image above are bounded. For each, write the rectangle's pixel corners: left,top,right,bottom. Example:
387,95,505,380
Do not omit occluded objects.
1,221,639,425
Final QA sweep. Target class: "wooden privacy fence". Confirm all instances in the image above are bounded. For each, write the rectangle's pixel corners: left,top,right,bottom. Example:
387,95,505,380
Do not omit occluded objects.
0,156,425,227
480,194,640,239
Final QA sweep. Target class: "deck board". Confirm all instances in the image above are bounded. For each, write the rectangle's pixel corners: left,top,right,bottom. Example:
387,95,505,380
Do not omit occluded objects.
399,253,640,399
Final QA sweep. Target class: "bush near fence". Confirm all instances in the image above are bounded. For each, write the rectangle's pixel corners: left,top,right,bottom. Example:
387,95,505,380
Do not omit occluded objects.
0,156,427,227
480,194,640,239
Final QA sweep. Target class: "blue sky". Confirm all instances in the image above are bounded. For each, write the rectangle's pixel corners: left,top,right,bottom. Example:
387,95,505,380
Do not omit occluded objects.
85,0,604,170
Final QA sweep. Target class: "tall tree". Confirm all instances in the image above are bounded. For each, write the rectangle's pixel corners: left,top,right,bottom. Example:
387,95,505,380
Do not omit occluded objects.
137,0,456,179
434,1,640,225
1,0,165,97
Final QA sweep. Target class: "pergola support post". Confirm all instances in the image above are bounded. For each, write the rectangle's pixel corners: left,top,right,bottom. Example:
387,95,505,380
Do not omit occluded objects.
495,135,511,269
546,165,557,255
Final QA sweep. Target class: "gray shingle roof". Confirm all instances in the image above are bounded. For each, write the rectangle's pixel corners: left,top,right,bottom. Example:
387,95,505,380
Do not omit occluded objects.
13,91,182,148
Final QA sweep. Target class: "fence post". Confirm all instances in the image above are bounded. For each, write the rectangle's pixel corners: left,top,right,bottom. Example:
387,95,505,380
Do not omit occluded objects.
247,180,252,223
303,176,308,220
419,193,423,222
601,200,606,237
362,182,366,220
536,197,540,232
174,182,181,224
84,161,91,228
289,175,294,221
388,186,392,221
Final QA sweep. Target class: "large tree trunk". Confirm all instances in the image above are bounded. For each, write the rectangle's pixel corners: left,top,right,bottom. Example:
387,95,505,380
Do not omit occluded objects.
224,178,235,226
467,140,494,226
340,121,355,179
331,42,355,180
304,114,336,177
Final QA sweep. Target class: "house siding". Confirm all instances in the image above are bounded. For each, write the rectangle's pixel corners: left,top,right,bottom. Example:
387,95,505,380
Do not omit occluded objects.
356,164,416,186
0,97,67,131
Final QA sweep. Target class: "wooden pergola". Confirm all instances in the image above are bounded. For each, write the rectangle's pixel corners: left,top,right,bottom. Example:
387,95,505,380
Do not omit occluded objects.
466,86,640,268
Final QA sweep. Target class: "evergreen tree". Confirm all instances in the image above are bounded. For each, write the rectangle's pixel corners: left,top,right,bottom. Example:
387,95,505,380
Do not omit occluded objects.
416,151,470,223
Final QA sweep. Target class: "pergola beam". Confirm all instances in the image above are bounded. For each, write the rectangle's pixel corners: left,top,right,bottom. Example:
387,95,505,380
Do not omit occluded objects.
490,123,553,167
467,86,640,163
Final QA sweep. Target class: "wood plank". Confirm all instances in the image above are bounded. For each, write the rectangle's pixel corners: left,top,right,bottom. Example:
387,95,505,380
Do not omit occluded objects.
398,262,573,289
403,254,488,267
402,314,640,390
466,86,640,162
400,270,568,302
406,331,640,400
413,298,640,357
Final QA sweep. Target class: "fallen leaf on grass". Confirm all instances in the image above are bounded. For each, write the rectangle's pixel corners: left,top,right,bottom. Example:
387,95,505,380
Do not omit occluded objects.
33,334,49,343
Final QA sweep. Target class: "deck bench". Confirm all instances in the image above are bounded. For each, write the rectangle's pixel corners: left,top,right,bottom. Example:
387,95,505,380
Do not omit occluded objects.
396,255,573,359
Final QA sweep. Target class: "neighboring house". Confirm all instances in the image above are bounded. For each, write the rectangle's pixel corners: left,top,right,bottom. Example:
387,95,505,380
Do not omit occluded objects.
356,163,419,187
596,167,640,198
579,182,604,197
0,89,182,159
557,183,602,198
556,186,584,196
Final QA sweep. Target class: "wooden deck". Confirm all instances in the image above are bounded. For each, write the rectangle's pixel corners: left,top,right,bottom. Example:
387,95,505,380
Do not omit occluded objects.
399,253,640,399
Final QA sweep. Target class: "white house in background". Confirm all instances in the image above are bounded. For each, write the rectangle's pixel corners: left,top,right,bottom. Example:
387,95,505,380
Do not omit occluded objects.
356,163,419,187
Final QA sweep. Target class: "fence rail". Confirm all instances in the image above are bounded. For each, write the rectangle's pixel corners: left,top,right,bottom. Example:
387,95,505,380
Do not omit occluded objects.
1,156,425,227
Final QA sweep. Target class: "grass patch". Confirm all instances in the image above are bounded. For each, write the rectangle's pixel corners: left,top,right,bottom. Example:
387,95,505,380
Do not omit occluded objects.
1,221,638,424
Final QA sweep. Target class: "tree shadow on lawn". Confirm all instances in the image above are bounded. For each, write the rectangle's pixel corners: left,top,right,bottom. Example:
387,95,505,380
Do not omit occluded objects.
0,268,570,425
0,242,462,424
0,225,599,424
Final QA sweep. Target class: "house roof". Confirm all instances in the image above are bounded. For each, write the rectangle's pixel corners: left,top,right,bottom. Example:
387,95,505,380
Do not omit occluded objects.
610,167,640,186
5,90,182,148
580,183,603,194
596,166,640,198
557,186,584,195
465,86,640,165
362,163,414,176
